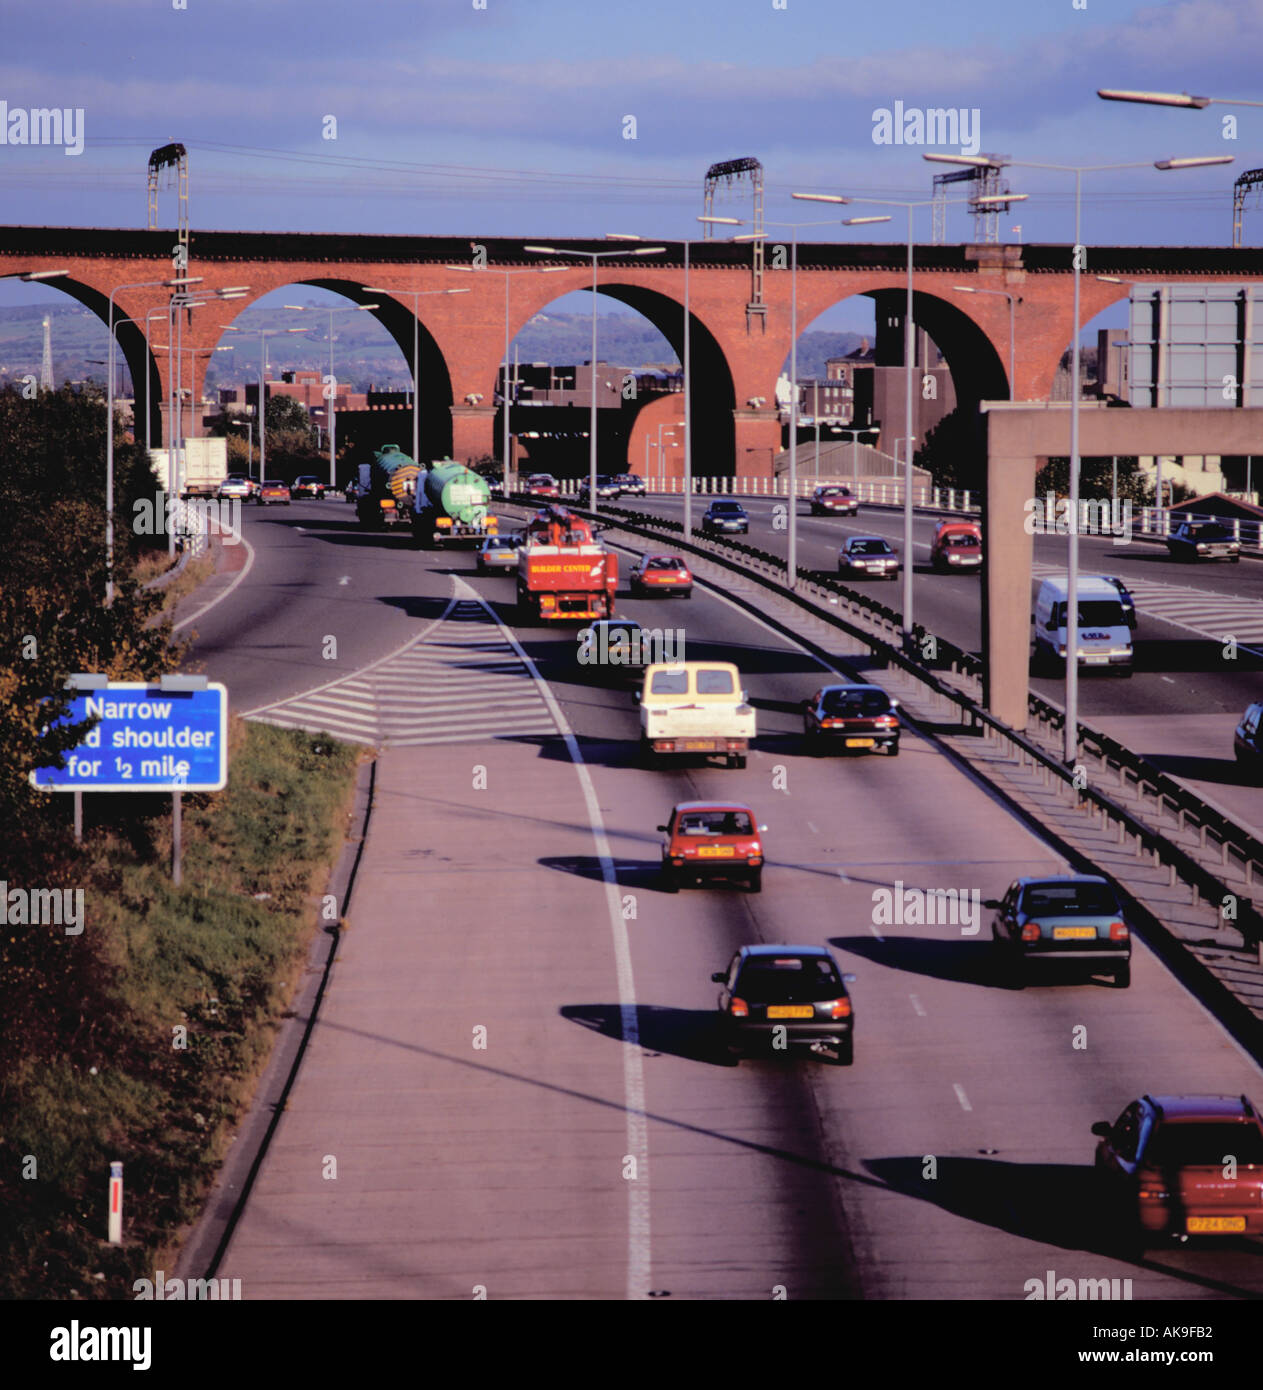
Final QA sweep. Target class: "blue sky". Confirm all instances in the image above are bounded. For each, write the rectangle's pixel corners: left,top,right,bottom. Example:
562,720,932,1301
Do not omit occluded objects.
1,0,1258,340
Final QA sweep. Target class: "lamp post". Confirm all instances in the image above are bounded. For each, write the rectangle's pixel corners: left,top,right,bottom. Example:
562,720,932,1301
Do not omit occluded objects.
221,325,311,485
924,152,1231,762
796,191,1019,632
364,285,472,478
525,242,665,512
705,211,892,583
284,303,379,489
442,267,566,491
657,421,681,491
951,285,1019,397
99,275,204,599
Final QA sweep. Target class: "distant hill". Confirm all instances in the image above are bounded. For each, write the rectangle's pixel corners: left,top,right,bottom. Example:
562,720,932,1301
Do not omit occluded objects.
0,302,866,394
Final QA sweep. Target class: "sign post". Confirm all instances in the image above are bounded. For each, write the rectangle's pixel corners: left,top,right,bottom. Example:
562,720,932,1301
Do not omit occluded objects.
33,677,228,879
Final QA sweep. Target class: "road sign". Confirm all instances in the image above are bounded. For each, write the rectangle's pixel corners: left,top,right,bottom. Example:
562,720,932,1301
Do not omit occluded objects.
30,682,228,793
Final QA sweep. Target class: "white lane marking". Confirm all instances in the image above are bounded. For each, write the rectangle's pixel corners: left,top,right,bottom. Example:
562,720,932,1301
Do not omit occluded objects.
953,1083,972,1112
173,528,257,633
458,575,651,1302
910,994,926,1017
869,921,884,942
239,599,459,719
1162,676,1175,683
807,820,818,834
339,576,350,586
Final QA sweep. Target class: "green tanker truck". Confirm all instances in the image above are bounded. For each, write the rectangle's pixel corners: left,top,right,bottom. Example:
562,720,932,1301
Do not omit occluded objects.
410,460,498,548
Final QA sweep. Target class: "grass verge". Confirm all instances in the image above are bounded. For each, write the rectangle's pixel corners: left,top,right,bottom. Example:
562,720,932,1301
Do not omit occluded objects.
0,719,361,1299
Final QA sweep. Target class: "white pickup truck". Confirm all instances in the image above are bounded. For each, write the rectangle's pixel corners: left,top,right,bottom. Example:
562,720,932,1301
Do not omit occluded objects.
636,661,756,769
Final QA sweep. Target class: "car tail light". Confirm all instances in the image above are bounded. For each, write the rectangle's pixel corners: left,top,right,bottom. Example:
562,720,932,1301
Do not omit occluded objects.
671,857,684,868
729,997,749,1017
875,715,898,727
1021,921,1041,941
824,998,851,1019
747,855,763,866
821,718,840,728
1138,1184,1170,1201
1109,921,1129,940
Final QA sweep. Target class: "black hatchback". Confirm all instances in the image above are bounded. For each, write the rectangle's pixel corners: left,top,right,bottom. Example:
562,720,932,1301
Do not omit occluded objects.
712,945,856,1064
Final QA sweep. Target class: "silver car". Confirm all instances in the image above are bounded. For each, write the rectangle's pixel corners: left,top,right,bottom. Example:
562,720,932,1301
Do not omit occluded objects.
838,535,900,579
475,534,524,570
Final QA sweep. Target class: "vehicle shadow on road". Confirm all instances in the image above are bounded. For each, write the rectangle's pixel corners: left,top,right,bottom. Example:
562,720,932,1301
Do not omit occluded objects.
1132,638,1263,673
828,934,1015,990
561,1002,736,1067
540,854,754,896
863,1155,1263,1296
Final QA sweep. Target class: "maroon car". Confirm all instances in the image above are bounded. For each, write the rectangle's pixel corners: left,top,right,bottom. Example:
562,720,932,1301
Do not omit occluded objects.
1093,1093,1263,1246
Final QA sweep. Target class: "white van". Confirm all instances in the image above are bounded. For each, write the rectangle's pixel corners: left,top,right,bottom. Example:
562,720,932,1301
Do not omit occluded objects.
1032,575,1133,677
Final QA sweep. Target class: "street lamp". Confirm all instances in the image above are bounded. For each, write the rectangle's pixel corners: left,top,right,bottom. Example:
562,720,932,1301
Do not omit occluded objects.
925,151,1232,762
525,242,665,512
951,286,1020,398
221,324,311,483
98,275,204,600
364,285,472,476
656,421,682,490
284,303,378,489
1098,89,1263,110
797,189,1023,633
442,266,567,491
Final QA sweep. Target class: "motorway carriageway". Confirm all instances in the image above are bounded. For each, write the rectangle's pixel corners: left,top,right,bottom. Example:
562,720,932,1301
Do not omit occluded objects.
624,496,1263,838
189,500,1263,1300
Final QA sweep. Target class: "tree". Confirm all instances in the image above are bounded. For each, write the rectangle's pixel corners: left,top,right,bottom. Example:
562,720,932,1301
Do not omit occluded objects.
264,394,317,444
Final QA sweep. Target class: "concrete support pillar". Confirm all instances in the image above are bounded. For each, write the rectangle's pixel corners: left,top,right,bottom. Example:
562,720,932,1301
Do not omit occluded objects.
982,444,1038,730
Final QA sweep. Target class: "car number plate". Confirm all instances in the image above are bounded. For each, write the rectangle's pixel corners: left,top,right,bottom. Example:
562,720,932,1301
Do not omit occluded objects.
845,738,876,748
1053,926,1097,939
1084,655,1108,664
1187,1216,1246,1233
697,846,734,858
767,1005,813,1019
679,739,715,751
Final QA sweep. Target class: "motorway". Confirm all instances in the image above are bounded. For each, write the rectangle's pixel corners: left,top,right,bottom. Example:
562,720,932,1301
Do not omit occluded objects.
618,496,1263,836
187,499,1263,1299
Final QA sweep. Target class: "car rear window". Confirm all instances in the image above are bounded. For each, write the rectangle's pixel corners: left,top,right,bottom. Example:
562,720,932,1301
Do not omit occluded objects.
1191,525,1231,540
1021,883,1120,916
945,534,980,548
678,811,753,835
711,502,743,513
736,957,842,1002
696,669,735,695
852,539,892,555
1147,1122,1263,1167
647,557,683,570
649,669,689,695
821,688,891,716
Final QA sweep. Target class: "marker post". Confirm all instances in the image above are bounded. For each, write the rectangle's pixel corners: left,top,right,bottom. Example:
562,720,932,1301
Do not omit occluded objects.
108,1161,123,1244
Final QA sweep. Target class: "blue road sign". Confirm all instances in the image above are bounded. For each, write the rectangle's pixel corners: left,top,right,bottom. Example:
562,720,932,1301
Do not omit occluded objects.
30,682,228,792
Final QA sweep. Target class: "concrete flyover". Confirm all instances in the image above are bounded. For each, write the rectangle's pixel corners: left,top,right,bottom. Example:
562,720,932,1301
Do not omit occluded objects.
2,225,1262,468
982,403,1263,729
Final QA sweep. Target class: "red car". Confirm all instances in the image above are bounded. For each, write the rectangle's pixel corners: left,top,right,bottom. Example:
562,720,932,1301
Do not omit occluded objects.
809,485,859,516
522,474,560,499
257,479,291,506
658,801,766,893
1093,1093,1263,1247
629,553,693,598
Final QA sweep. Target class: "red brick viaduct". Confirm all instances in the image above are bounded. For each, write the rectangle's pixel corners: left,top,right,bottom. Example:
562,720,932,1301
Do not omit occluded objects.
3,228,1261,473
